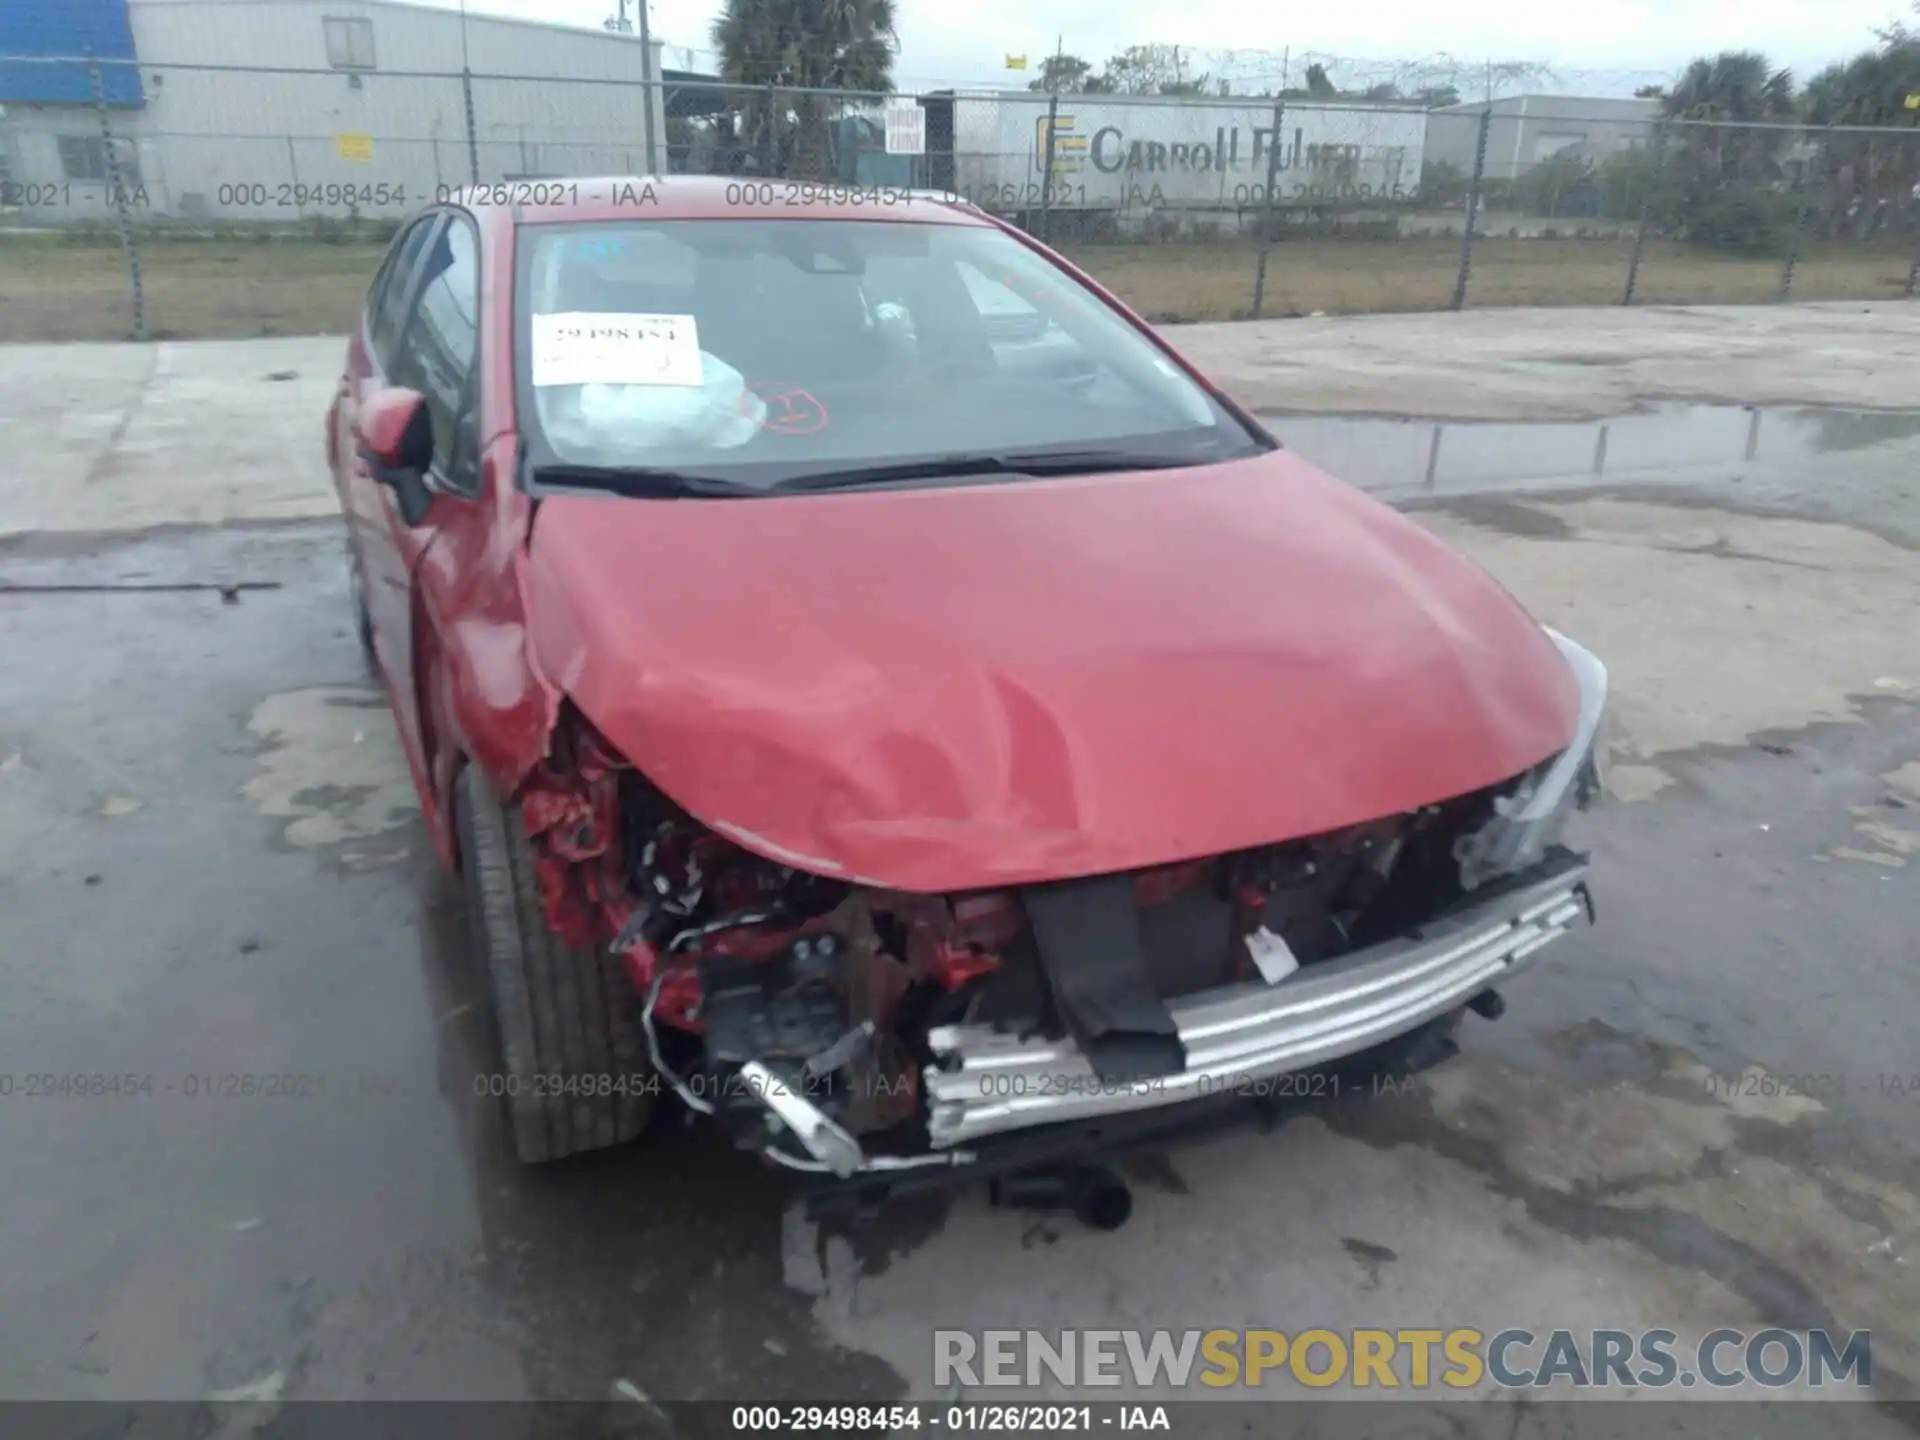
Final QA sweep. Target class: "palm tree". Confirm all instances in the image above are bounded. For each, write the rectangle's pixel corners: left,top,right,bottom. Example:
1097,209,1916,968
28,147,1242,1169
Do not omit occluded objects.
1663,48,1796,189
1799,33,1920,239
1878,0,1917,46
1658,51,1799,250
1028,53,1100,94
1664,51,1796,123
711,0,897,179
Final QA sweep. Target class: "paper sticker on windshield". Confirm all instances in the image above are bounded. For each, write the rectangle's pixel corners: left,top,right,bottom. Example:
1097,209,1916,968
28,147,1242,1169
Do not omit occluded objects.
531,312,704,388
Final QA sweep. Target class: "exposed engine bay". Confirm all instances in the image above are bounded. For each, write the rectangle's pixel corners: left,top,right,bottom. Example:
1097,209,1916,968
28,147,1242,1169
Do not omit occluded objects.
515,708,1558,1175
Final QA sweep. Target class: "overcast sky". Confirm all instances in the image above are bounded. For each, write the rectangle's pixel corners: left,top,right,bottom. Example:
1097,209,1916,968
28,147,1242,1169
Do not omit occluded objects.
445,0,1908,94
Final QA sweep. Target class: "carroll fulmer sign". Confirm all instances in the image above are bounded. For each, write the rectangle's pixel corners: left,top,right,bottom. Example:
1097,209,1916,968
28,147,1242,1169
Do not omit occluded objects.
951,98,1427,209
1074,118,1306,174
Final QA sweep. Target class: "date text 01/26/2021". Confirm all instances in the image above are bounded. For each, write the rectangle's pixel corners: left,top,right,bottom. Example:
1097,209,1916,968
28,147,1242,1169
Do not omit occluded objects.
729,1403,1171,1432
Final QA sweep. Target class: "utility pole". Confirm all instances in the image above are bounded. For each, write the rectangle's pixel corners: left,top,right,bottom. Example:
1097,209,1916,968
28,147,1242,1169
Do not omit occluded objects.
459,0,478,184
637,0,659,175
610,0,660,172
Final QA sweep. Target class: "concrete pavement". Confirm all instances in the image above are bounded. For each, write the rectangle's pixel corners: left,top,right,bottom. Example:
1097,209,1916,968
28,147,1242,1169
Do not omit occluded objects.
6,301,1920,537
1,303,1916,1428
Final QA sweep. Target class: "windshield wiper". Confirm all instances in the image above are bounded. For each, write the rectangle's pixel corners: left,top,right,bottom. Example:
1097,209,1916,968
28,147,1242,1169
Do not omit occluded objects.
773,448,1201,493
531,462,766,499
532,449,1213,500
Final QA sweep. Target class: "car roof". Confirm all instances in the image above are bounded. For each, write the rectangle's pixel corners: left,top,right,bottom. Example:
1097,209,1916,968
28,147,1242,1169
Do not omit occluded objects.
443,174,993,228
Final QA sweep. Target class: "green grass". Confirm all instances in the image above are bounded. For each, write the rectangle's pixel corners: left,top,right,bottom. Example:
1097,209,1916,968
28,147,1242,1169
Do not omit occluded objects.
1060,235,1918,322
1,230,1911,344
0,233,389,343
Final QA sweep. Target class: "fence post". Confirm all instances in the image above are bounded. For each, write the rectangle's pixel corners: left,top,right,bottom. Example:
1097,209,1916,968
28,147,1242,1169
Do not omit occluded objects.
1039,90,1060,243
763,84,778,176
636,0,659,175
1906,130,1920,299
87,50,145,342
284,135,303,221
1451,106,1492,311
1622,120,1669,306
461,67,481,184
1250,96,1286,319
1779,123,1826,303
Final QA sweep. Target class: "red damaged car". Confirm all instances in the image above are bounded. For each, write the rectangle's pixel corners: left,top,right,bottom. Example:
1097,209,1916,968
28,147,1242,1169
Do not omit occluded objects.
329,178,1605,1205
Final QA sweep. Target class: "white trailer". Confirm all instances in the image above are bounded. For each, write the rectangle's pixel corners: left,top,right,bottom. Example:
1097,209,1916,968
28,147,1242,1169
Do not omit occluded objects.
940,93,1427,217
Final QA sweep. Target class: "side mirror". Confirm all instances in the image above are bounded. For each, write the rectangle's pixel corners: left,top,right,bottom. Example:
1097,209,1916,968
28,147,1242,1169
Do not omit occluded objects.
356,387,435,526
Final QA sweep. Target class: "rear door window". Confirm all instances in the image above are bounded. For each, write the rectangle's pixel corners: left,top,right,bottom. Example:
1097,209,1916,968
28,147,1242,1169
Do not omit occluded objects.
367,216,438,370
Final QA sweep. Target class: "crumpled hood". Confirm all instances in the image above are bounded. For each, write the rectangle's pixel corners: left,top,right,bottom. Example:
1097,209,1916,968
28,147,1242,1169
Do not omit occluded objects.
524,453,1580,892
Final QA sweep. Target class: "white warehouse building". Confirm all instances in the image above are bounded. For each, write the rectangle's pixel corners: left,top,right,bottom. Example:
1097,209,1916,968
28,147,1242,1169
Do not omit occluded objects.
1424,94,1661,183
0,0,670,223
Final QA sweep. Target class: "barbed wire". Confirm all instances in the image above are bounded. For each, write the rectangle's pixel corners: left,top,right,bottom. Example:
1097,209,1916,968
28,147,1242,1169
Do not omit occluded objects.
7,47,1905,121
657,39,1675,102
1189,50,1674,101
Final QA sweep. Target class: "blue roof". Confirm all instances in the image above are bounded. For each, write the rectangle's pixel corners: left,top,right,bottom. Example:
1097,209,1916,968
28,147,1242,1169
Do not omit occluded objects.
0,0,144,106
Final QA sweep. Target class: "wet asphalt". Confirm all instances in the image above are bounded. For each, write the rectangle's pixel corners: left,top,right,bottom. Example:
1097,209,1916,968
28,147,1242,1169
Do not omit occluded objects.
0,419,1917,1429
0,522,891,1405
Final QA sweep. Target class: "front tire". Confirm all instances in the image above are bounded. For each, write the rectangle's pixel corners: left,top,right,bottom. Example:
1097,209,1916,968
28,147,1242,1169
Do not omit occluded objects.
455,763,655,1162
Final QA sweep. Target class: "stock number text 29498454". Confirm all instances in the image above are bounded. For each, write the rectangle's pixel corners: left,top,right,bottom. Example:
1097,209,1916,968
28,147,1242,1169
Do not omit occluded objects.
729,1404,1102,1433
1230,181,1417,204
722,182,920,207
215,182,408,208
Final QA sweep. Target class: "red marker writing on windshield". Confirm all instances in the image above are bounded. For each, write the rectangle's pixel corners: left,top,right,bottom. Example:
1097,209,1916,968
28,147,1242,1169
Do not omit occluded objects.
743,381,829,436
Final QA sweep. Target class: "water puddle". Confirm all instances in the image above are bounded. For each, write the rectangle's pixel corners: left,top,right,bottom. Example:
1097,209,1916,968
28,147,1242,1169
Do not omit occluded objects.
1263,404,1920,497
241,685,416,870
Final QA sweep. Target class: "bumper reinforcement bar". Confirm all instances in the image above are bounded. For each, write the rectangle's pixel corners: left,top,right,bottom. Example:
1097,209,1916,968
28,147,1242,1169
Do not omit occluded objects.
921,856,1591,1149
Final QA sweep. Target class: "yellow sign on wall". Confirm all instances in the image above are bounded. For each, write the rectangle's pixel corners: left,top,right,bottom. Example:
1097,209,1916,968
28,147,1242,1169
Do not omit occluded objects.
1905,92,1920,110
335,132,374,162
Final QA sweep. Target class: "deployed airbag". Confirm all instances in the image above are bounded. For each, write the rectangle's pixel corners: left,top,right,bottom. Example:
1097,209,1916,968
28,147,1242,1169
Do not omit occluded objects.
538,349,766,454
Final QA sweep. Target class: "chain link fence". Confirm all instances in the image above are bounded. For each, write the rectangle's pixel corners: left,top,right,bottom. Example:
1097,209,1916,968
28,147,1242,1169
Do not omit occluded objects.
2,54,1918,341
